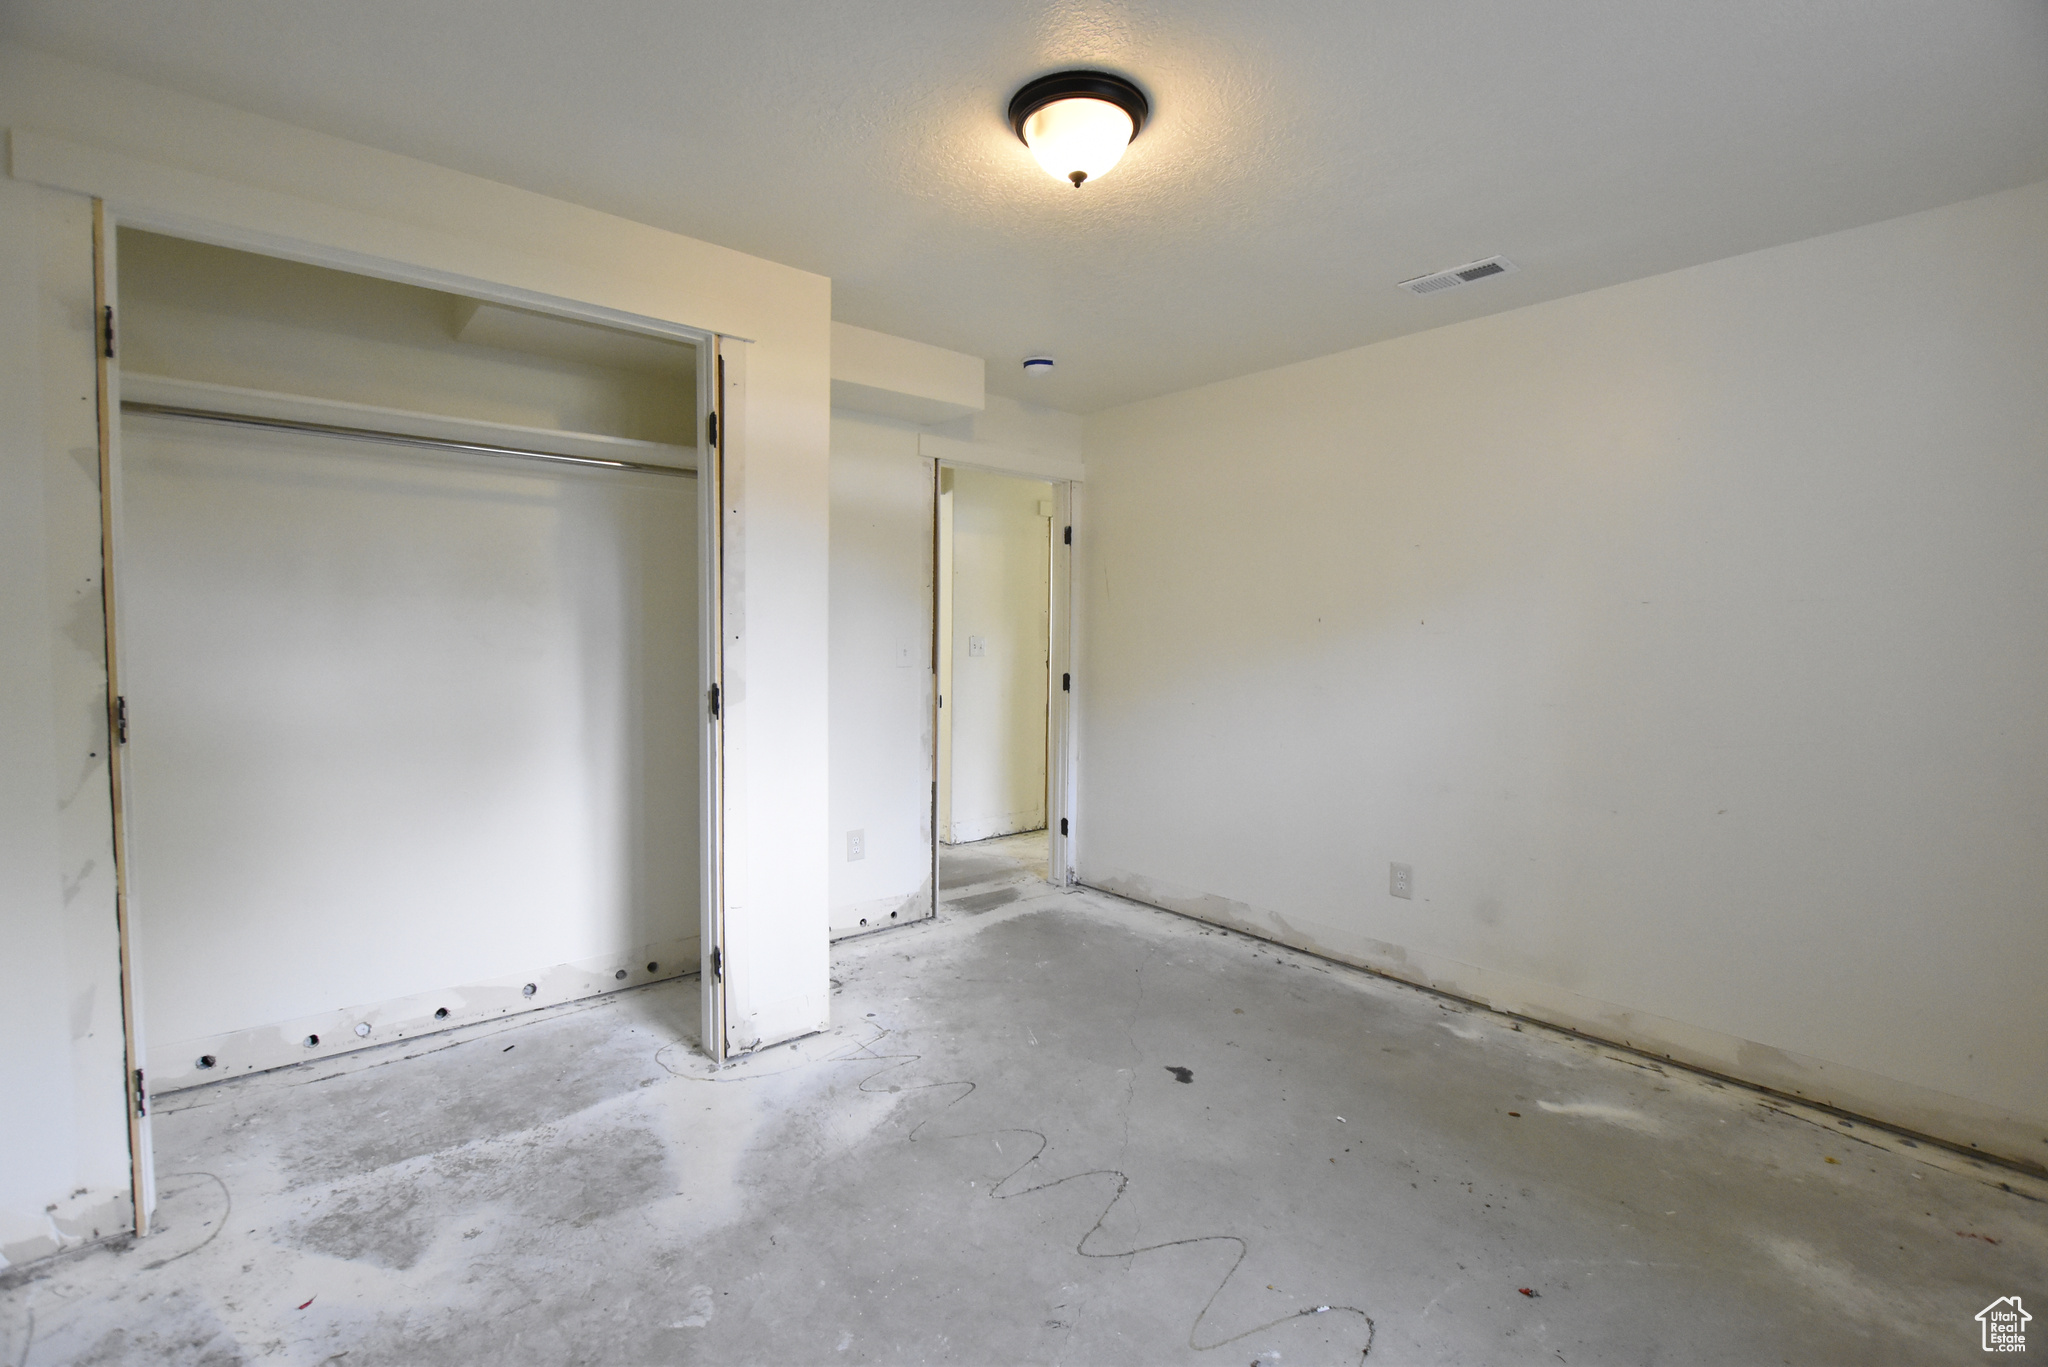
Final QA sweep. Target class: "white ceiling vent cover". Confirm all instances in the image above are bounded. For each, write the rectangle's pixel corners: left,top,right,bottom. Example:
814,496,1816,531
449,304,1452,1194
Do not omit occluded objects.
1399,256,1518,296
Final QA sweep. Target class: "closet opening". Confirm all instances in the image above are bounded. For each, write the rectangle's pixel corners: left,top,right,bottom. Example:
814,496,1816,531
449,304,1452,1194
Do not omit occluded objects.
104,229,714,1144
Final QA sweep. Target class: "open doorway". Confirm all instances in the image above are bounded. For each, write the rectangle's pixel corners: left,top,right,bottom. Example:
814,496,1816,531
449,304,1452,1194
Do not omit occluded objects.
936,465,1057,910
102,227,716,1195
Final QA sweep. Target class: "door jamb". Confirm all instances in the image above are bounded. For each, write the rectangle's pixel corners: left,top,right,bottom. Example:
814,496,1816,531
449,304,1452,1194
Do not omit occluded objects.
93,199,155,1237
929,462,1078,889
701,340,732,1063
1047,479,1077,888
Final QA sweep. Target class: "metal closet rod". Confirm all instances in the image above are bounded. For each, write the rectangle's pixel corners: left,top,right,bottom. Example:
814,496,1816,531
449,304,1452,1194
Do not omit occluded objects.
120,400,696,478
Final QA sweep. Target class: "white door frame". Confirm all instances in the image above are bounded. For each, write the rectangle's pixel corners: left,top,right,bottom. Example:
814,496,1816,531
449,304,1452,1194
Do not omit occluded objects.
1048,478,1078,888
930,460,1079,889
92,201,737,1230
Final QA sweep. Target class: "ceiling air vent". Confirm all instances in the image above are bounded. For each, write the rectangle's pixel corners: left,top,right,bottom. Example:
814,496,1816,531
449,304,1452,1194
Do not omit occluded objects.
1399,256,1517,296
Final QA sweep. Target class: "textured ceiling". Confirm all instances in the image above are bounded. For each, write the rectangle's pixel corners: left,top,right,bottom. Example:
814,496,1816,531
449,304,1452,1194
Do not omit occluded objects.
6,1,2047,412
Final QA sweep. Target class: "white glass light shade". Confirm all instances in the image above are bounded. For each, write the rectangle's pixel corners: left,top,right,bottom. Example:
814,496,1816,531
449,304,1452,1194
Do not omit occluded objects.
1022,97,1136,186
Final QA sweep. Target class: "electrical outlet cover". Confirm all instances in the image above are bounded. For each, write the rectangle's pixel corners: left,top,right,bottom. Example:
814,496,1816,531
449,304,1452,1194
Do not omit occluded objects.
1390,863,1413,899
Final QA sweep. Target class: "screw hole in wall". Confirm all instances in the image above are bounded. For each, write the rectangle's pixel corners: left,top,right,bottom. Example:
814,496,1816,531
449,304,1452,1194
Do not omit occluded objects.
354,1022,371,1037
647,962,658,972
522,983,537,998
302,1034,320,1048
196,1054,216,1070
614,969,627,980
434,1007,449,1019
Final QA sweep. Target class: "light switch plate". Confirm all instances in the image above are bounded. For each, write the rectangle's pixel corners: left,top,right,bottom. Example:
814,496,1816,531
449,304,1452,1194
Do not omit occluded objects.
968,635,986,657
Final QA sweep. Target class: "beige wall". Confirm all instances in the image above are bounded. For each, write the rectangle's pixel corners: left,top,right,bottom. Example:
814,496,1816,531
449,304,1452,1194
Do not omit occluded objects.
121,414,698,1089
0,178,135,1269
117,229,695,444
1078,178,2048,1163
829,411,935,934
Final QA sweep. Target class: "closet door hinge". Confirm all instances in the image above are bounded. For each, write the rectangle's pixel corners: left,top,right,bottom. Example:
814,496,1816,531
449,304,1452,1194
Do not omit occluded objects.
115,695,129,745
707,411,719,449
1061,673,1071,692
707,682,721,719
1059,817,1069,836
103,305,115,359
1063,525,1071,545
710,946,723,982
132,1068,147,1118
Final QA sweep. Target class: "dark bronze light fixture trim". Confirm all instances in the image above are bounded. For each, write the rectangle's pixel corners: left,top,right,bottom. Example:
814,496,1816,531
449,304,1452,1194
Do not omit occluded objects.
1007,70,1150,142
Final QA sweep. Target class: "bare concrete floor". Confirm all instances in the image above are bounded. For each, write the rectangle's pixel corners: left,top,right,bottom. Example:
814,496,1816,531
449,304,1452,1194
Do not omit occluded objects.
940,829,1050,914
4,886,2042,1365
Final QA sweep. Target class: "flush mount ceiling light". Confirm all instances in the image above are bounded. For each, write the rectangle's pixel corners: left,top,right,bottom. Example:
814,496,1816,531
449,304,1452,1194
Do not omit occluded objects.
1008,70,1149,188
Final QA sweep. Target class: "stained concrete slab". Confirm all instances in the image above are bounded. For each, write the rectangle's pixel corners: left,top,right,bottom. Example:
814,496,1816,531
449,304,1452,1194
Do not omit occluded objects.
3,887,2041,1365
940,828,1049,898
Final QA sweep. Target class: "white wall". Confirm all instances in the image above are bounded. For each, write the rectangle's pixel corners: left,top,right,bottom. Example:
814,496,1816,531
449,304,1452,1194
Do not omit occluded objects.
118,229,695,444
943,467,1054,844
121,415,697,1088
1079,178,2048,1164
0,40,831,1260
930,392,1082,467
829,411,934,935
0,178,135,1270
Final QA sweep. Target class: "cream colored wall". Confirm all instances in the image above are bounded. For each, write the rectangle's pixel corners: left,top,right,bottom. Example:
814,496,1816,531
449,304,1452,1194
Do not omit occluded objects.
120,413,698,1088
0,40,831,1260
930,392,1082,466
828,411,935,935
1079,178,2048,1164
0,179,135,1270
944,467,1054,845
117,230,694,443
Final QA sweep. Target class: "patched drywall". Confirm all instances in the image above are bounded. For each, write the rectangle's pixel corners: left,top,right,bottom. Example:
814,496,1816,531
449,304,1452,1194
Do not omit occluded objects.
0,179,134,1269
1078,178,2048,1163
828,411,935,938
119,410,698,1077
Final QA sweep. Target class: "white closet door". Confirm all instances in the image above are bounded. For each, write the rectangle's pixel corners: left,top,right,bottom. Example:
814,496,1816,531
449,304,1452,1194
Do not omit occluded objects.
119,414,697,1064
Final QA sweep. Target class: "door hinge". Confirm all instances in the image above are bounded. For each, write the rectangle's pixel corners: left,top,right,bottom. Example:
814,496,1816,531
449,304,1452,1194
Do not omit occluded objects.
1059,817,1069,836
1061,673,1070,692
710,945,723,982
707,682,721,719
103,305,115,360
1063,525,1071,545
115,695,129,745
133,1067,147,1117
707,411,719,449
